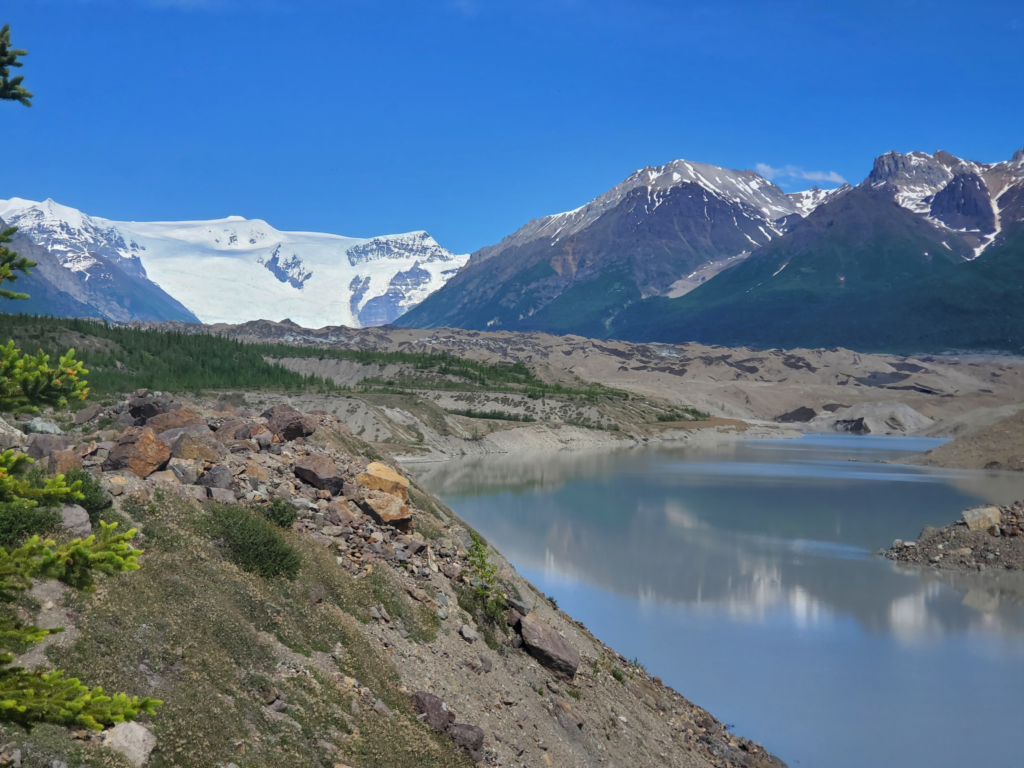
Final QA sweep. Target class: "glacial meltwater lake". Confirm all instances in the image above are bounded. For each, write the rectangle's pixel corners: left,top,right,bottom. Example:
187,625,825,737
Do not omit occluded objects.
410,436,1024,768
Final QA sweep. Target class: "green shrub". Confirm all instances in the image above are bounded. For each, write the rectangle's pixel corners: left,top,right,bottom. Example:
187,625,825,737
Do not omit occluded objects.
63,469,111,527
611,666,625,683
261,498,297,528
208,503,301,579
567,688,581,700
0,501,60,547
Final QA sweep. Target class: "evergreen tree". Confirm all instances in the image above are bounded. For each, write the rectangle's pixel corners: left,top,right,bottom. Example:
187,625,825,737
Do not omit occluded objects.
0,23,160,730
0,24,32,106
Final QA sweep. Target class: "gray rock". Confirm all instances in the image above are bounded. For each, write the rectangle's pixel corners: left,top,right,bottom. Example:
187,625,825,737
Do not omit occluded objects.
519,613,580,679
508,597,530,615
411,691,455,732
449,722,485,762
199,464,234,490
208,487,235,503
24,417,63,435
168,458,200,485
61,504,92,538
293,453,345,494
27,433,69,460
963,505,1001,531
372,698,392,717
262,405,316,441
74,403,104,424
103,721,157,767
460,624,479,643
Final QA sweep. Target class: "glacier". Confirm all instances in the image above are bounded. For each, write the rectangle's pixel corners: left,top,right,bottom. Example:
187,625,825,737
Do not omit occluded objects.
0,198,468,328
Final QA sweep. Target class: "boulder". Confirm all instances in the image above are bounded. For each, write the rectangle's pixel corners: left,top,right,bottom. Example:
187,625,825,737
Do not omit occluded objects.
326,499,358,527
460,624,479,643
356,461,410,501
24,417,63,435
359,490,413,531
168,458,200,485
61,504,92,538
199,464,234,490
411,691,455,733
294,454,346,494
51,450,83,475
74,403,104,425
552,697,585,730
208,487,236,503
145,407,205,433
215,419,252,441
963,505,1002,532
149,470,180,485
262,405,316,441
102,427,171,478
157,424,213,448
519,613,580,680
127,396,166,422
26,433,69,460
171,431,227,462
448,723,485,763
103,721,157,768
0,415,25,448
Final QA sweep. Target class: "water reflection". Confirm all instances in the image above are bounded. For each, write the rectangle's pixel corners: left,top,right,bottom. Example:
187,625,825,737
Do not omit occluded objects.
413,439,1024,644
413,438,1024,767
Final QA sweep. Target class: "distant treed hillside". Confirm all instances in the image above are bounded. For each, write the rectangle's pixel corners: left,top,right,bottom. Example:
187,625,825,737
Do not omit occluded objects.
0,315,619,399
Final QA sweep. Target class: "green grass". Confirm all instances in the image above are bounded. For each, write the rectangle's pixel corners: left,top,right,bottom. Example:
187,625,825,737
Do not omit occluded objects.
206,503,302,579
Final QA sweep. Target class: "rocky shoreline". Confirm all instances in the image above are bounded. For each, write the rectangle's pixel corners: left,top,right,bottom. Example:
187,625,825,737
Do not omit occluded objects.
5,393,787,768
882,502,1024,572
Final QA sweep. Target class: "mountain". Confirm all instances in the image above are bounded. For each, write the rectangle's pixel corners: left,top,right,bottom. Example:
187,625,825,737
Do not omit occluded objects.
396,159,846,337
0,203,200,323
609,149,1024,352
0,198,468,327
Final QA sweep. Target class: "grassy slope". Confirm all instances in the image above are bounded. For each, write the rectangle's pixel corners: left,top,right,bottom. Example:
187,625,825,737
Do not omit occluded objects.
0,489,468,768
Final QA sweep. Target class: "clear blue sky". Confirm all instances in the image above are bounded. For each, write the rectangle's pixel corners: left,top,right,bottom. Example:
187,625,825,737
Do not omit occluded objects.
4,0,1022,254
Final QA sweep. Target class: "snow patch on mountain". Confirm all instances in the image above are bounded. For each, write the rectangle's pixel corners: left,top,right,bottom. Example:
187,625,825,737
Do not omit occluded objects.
787,184,852,216
0,198,468,328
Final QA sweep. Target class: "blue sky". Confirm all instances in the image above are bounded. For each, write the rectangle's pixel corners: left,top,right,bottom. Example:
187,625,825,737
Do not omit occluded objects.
3,0,1022,254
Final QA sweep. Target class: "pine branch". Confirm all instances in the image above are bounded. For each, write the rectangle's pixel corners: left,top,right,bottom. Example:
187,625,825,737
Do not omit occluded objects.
0,342,89,414
0,25,32,107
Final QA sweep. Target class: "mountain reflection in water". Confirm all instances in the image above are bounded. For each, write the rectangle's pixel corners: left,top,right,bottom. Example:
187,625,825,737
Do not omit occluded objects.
411,436,1024,768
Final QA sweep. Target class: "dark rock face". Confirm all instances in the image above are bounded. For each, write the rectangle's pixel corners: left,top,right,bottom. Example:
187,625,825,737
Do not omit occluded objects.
261,246,312,289
411,691,455,733
519,613,581,680
128,394,172,422
776,406,818,423
261,405,316,441
930,172,996,233
448,722,485,762
293,454,345,495
357,264,433,326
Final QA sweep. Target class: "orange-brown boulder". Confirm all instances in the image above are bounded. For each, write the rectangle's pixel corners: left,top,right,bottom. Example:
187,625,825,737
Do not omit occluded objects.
356,462,410,501
102,427,171,478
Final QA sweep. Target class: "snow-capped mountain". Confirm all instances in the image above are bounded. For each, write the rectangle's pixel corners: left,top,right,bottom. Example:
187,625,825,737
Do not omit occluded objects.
471,159,837,267
398,158,845,335
0,198,469,327
867,149,1024,257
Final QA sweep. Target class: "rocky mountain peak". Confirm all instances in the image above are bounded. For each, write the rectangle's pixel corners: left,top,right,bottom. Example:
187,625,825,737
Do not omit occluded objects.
1013,148,1024,163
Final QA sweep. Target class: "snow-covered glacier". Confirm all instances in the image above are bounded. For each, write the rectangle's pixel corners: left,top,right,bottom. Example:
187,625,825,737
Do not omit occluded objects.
0,197,468,327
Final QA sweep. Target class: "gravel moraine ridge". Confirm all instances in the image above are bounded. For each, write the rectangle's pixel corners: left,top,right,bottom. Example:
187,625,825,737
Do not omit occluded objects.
882,501,1024,572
